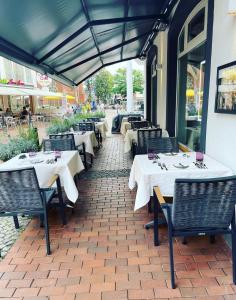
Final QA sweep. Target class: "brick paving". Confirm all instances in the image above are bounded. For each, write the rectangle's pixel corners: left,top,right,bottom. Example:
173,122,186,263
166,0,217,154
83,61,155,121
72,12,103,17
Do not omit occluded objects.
0,116,236,299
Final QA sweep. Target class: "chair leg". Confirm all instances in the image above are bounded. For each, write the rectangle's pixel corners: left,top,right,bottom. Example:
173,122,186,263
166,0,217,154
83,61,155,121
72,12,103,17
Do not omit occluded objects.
231,213,236,284
56,177,67,225
182,237,187,244
210,235,216,244
82,143,87,170
148,198,152,213
13,216,19,229
169,234,175,289
43,211,51,255
153,192,159,246
39,215,44,227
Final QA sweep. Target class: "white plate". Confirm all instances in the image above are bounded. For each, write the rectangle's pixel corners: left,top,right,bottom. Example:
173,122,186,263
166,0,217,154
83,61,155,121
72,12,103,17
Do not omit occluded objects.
43,151,53,155
164,152,178,156
30,159,44,164
173,164,189,169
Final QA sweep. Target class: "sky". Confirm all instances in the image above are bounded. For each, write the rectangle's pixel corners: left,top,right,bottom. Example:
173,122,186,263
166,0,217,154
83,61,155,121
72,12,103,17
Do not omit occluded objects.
106,58,144,74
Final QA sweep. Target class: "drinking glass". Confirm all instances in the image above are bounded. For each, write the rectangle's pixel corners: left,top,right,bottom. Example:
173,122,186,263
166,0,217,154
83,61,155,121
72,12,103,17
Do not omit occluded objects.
196,152,204,162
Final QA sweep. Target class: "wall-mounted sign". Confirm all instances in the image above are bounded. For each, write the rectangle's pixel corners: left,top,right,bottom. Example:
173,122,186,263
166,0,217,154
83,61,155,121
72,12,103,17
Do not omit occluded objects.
215,60,236,114
37,73,52,88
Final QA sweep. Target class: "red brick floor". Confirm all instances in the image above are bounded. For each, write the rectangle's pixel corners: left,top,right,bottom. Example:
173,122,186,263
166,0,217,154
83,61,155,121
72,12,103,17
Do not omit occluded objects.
0,134,236,299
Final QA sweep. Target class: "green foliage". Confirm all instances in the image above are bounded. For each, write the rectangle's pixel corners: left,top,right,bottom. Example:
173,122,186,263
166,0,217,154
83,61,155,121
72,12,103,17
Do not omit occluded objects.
112,68,144,97
113,68,126,97
85,77,95,102
133,69,144,94
94,69,113,103
46,111,106,135
0,137,38,162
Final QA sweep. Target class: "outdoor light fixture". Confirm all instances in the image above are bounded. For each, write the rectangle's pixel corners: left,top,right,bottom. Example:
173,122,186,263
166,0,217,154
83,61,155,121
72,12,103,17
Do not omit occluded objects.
228,0,236,15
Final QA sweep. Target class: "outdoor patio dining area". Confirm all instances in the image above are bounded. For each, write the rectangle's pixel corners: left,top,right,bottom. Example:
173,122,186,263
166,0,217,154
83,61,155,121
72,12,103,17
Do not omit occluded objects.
0,118,236,299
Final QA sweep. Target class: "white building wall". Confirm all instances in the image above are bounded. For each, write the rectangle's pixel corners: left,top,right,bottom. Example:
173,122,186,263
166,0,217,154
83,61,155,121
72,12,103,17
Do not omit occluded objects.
206,0,236,171
153,31,168,129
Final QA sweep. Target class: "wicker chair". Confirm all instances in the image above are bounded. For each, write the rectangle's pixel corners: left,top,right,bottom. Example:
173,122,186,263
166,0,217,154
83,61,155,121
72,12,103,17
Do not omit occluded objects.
86,117,101,122
43,138,75,151
147,137,179,154
49,133,87,169
0,168,66,255
131,120,149,130
133,128,162,156
127,116,141,122
153,176,236,288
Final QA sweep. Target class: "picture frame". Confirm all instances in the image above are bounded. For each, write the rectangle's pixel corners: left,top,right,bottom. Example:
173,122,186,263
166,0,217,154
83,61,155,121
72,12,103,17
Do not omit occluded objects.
215,60,236,114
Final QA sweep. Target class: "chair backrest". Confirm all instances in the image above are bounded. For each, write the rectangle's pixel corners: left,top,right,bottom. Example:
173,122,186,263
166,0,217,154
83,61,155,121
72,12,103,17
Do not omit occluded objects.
131,120,149,130
137,128,162,154
43,138,75,151
172,177,236,231
128,116,141,122
87,117,101,122
147,137,179,154
49,133,76,149
73,122,95,132
0,168,43,213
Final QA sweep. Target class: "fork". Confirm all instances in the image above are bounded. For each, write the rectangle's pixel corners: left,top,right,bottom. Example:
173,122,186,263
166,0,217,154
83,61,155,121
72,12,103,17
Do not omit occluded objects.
162,163,168,170
158,162,163,170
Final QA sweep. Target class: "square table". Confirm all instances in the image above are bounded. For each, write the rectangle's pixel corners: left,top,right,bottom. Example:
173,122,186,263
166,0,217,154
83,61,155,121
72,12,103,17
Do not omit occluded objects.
72,131,98,156
95,120,108,138
129,152,234,211
0,151,84,203
124,129,169,153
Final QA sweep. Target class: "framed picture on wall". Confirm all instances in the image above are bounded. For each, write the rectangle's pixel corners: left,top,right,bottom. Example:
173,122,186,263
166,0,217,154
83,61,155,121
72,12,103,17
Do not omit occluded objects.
215,60,236,114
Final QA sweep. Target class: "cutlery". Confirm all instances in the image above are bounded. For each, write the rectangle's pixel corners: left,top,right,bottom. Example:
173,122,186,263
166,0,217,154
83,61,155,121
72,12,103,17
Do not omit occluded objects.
162,163,168,170
158,162,163,170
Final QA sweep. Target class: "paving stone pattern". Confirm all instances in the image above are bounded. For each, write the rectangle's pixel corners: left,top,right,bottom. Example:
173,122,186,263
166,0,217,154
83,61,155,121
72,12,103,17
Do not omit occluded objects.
0,133,235,299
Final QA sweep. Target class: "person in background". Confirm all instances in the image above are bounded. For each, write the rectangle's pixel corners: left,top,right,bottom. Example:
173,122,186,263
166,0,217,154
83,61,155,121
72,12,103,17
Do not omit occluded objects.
20,106,28,119
5,107,12,116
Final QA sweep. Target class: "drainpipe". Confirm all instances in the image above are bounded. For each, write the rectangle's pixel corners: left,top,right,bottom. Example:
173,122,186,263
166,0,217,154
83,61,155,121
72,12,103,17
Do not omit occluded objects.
126,60,133,112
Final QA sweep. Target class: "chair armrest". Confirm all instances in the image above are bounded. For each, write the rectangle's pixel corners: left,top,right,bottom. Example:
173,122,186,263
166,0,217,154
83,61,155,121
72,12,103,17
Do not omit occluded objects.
47,174,59,187
153,186,166,205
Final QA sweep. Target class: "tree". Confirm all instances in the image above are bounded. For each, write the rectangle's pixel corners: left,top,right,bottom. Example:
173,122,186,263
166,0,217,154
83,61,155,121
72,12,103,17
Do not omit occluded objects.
85,77,95,101
112,67,144,97
94,69,113,103
133,69,144,94
113,68,127,97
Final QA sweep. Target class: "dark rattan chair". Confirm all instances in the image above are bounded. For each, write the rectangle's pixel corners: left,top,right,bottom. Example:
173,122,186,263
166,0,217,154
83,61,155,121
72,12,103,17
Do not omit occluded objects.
131,120,149,130
153,177,236,288
127,116,141,122
43,137,75,151
49,133,87,169
134,128,162,156
86,117,101,122
147,137,179,154
0,168,66,255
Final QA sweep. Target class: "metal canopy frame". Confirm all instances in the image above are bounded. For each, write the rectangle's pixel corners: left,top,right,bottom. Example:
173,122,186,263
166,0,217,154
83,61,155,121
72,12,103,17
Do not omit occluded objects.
0,0,178,86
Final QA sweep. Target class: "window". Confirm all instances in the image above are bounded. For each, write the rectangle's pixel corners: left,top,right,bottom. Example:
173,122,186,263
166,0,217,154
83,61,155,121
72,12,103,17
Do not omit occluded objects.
188,8,205,42
176,0,207,151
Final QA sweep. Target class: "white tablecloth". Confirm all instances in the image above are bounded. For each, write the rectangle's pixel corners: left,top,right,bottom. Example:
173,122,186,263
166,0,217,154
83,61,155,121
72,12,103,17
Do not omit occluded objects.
73,131,98,156
129,152,234,211
0,151,84,203
124,129,169,153
120,121,131,136
95,120,108,138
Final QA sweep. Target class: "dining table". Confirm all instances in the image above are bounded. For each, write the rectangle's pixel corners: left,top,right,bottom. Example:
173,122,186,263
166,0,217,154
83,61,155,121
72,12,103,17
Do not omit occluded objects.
0,150,84,203
124,128,169,153
71,131,98,156
95,120,108,138
129,152,234,211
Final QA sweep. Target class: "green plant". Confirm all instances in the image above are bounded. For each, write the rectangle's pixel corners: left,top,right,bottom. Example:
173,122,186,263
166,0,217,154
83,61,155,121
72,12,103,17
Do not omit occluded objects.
0,137,38,162
46,111,106,135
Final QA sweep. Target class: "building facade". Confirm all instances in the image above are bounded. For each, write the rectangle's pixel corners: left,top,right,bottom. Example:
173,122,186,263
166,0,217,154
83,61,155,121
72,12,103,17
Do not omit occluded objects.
146,0,236,172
